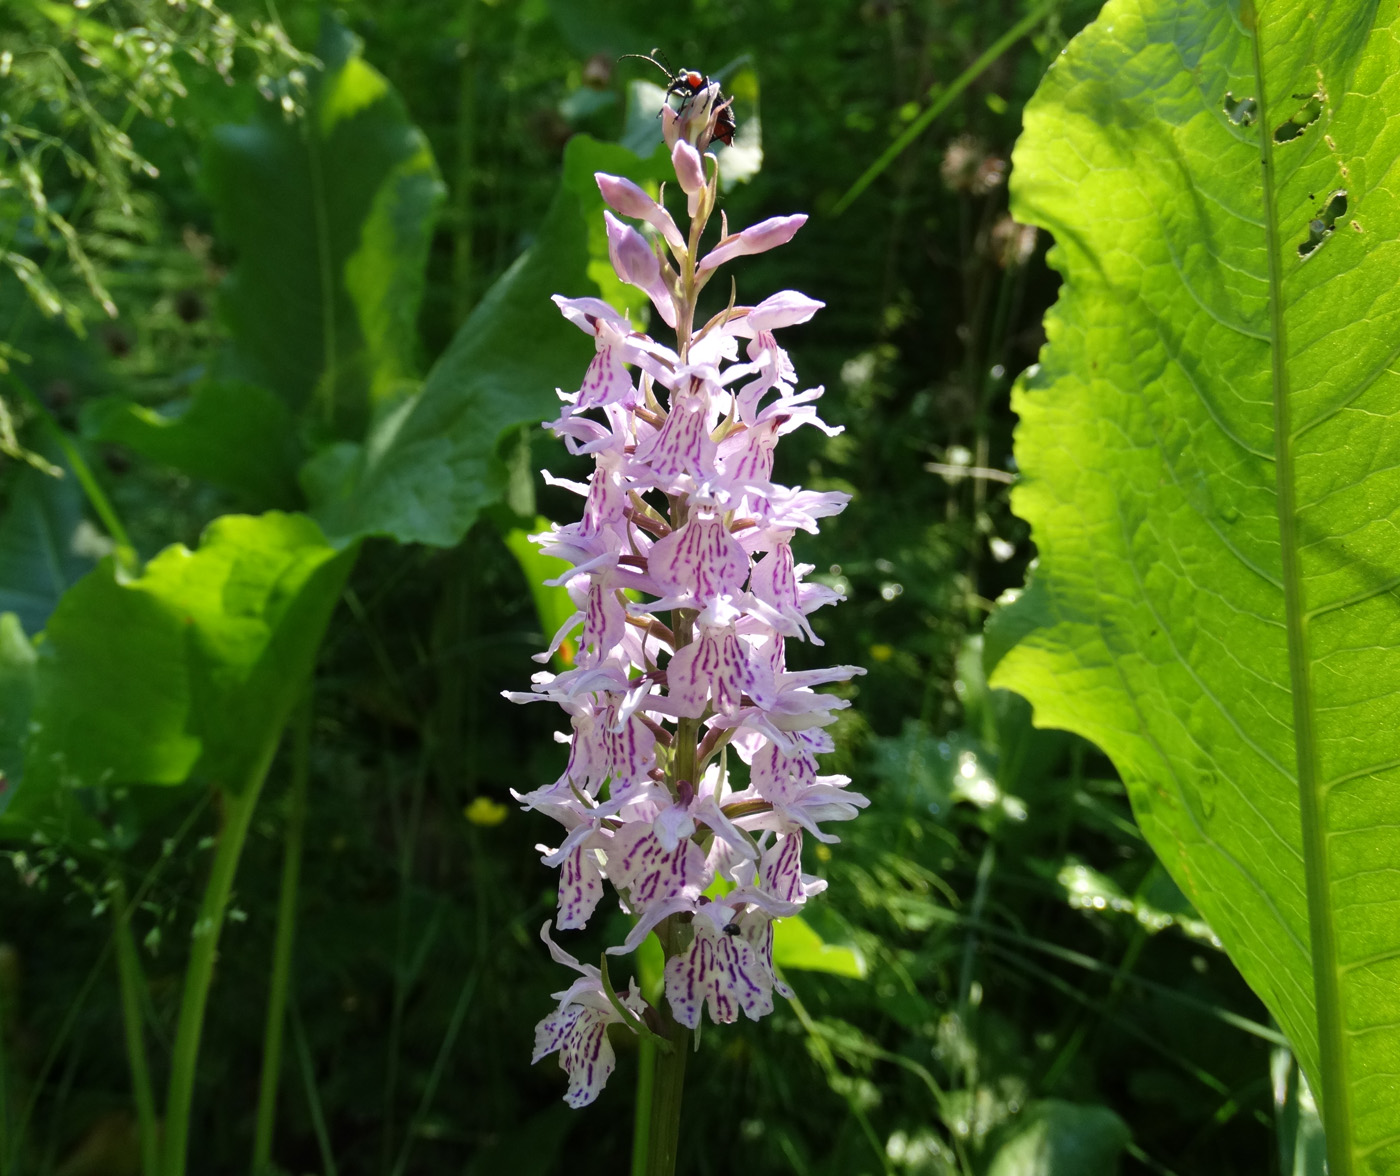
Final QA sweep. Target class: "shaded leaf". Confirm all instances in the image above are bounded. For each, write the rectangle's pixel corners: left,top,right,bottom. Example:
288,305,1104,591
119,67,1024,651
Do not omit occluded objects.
0,454,102,635
989,2,1400,1166
308,136,637,547
81,381,300,506
205,18,443,437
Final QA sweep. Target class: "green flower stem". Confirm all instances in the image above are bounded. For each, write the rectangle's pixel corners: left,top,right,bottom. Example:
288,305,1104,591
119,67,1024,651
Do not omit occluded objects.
630,1036,656,1176
163,761,277,1176
642,917,690,1176
111,877,160,1176
252,693,313,1175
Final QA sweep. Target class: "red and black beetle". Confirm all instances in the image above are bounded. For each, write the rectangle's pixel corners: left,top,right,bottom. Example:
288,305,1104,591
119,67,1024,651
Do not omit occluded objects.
620,48,737,146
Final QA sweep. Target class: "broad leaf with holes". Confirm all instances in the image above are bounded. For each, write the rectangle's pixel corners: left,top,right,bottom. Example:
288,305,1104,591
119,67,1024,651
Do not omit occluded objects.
988,2,1400,1171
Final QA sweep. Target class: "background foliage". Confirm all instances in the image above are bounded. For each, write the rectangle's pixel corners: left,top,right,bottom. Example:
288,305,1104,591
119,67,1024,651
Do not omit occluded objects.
0,0,1307,1173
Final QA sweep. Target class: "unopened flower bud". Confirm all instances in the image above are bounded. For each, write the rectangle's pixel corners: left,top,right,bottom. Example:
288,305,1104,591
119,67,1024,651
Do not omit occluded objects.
698,214,808,275
597,172,658,219
604,211,677,327
596,173,686,254
672,140,706,196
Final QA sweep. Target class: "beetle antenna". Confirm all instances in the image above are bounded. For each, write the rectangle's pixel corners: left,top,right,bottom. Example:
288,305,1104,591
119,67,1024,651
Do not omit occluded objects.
618,50,672,80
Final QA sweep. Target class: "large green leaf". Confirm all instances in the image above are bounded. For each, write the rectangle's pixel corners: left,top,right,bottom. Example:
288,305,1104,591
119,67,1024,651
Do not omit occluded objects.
204,19,443,438
309,133,676,548
14,513,352,843
988,2,1400,1169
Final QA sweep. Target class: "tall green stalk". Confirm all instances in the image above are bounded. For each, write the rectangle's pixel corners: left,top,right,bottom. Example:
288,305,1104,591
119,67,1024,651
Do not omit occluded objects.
252,695,313,1174
630,1038,656,1176
111,877,160,1176
640,918,690,1176
163,752,279,1176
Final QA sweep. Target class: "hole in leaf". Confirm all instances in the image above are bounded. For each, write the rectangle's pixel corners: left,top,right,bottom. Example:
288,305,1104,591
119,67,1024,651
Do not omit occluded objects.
1297,189,1348,258
1273,93,1323,143
1223,92,1258,126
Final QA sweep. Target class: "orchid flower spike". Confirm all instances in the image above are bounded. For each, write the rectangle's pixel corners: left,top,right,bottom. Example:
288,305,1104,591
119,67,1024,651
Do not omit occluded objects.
507,88,864,1108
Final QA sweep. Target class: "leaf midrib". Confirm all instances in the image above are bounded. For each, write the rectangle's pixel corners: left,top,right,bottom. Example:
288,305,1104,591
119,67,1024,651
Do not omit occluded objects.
1247,2,1354,1168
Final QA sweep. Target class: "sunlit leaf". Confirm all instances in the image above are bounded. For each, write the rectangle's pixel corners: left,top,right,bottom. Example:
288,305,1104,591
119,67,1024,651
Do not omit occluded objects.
988,2,1400,1166
18,513,352,840
773,915,866,980
502,516,577,669
1056,858,1218,947
985,1101,1130,1176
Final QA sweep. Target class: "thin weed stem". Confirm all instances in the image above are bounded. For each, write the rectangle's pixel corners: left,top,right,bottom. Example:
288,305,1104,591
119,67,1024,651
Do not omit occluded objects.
253,691,314,1174
111,876,160,1176
290,1001,339,1176
7,794,212,1171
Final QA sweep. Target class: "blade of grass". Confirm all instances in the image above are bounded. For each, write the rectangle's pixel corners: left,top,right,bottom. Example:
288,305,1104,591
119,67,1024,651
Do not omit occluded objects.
290,1001,339,1176
927,907,1286,1046
5,372,137,572
381,756,431,1173
784,983,908,1176
981,940,1247,1101
832,0,1059,215
0,945,9,1176
389,964,481,1176
36,1020,87,1174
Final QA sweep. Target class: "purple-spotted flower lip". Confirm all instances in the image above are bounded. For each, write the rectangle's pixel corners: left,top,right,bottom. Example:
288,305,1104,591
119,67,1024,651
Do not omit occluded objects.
533,922,648,1106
